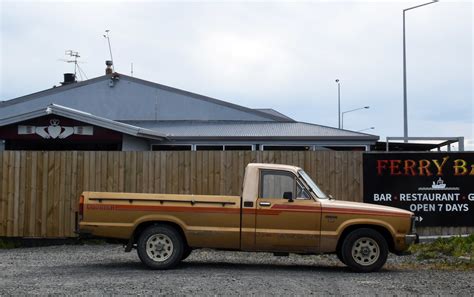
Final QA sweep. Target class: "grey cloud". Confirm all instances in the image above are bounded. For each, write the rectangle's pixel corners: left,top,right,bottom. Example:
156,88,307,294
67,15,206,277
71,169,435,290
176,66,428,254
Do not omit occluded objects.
1,0,472,148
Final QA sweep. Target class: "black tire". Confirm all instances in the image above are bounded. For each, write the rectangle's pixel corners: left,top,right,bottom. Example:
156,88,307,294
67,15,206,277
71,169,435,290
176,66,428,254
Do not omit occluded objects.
137,225,184,270
181,247,192,261
336,248,345,265
341,228,388,272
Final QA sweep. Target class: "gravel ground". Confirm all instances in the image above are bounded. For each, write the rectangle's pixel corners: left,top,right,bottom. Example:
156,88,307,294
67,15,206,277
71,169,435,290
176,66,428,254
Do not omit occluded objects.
1,244,473,296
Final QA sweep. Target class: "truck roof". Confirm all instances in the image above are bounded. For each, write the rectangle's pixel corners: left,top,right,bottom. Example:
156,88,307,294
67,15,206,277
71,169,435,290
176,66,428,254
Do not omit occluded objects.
247,163,301,173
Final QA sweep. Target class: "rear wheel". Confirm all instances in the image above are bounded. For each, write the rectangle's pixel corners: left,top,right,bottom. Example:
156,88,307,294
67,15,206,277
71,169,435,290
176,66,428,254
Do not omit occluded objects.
341,228,388,272
137,225,184,269
336,248,345,264
181,247,193,261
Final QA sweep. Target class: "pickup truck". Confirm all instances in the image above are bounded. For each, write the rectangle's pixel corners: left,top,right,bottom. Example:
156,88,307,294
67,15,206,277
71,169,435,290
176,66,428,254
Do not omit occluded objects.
77,163,417,272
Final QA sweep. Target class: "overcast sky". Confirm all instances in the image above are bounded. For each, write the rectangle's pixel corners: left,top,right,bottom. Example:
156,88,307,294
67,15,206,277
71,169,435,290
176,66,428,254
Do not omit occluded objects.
1,0,472,149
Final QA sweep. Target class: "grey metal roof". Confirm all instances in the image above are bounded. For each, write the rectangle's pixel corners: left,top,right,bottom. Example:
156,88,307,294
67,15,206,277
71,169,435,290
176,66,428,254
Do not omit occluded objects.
254,109,294,121
120,120,379,140
1,73,293,123
0,104,167,140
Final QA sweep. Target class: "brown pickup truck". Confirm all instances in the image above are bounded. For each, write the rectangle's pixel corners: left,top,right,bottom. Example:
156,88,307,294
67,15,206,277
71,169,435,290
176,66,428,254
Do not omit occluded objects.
77,163,417,272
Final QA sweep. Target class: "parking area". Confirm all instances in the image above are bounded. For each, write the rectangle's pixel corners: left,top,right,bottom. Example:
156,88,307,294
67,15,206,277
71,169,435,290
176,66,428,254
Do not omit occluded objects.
1,244,473,295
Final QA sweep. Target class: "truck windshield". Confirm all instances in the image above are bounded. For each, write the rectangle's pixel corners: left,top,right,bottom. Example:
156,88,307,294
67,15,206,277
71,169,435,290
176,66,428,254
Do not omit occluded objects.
298,170,328,199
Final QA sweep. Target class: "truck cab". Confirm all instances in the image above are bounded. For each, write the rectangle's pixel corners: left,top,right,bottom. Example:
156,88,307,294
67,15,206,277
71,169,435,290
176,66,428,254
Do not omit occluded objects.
241,163,324,253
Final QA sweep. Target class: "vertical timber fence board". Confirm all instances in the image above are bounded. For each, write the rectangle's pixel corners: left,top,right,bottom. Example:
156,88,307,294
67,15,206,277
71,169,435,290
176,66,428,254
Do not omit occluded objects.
40,152,48,237
0,151,471,238
18,151,26,237
6,152,13,236
0,154,7,234
70,151,78,236
29,152,37,236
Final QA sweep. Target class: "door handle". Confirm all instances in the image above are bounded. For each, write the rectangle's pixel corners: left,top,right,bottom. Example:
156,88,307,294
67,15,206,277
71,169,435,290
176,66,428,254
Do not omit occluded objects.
259,202,271,207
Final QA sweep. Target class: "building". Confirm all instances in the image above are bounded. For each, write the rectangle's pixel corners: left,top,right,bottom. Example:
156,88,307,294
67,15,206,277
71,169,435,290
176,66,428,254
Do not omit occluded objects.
0,72,379,151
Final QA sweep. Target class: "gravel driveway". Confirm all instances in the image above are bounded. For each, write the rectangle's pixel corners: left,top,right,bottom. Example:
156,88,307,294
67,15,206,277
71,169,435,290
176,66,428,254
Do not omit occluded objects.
1,244,473,295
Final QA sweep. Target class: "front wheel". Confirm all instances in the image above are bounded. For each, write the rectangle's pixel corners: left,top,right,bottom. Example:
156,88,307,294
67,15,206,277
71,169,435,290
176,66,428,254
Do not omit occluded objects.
341,228,388,272
137,225,184,269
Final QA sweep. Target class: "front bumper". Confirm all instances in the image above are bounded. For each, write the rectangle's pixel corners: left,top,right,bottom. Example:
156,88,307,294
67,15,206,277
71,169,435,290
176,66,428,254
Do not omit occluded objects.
394,233,418,256
407,215,420,244
405,234,418,245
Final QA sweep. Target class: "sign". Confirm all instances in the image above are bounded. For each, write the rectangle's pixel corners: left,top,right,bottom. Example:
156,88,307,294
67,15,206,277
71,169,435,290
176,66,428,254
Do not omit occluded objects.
363,152,474,227
18,118,93,139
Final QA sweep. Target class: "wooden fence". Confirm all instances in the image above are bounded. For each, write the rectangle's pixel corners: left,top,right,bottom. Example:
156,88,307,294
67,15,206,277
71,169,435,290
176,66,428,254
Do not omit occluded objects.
0,151,363,238
0,151,471,238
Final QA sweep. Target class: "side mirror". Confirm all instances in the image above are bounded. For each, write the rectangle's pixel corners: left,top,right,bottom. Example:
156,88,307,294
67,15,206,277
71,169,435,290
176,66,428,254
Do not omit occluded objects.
283,192,294,202
328,194,334,200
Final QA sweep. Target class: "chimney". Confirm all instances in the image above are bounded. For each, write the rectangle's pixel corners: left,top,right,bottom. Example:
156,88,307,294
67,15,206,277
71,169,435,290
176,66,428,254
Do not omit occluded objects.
105,60,113,75
61,73,76,85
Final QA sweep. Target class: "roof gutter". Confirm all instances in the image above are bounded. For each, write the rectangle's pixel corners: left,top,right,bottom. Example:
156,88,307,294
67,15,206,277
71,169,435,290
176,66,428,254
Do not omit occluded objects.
164,135,379,141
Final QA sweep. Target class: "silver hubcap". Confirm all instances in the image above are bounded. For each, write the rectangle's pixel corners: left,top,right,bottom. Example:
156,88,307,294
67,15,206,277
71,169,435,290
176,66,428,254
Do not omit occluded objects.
351,237,380,266
146,234,174,262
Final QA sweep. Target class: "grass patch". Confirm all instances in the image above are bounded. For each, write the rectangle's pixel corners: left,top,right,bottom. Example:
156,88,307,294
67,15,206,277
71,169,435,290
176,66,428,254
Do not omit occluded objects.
409,234,474,259
406,234,474,270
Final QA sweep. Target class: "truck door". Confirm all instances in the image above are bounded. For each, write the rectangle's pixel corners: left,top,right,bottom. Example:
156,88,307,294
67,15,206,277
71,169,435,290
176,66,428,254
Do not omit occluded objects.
255,169,321,252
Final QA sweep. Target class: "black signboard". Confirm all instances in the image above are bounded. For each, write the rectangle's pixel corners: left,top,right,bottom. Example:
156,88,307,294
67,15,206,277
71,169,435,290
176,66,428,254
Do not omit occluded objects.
363,152,474,227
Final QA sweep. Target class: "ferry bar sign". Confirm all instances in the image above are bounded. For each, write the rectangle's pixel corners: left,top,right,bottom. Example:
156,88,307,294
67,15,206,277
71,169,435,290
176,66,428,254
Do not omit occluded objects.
363,152,474,227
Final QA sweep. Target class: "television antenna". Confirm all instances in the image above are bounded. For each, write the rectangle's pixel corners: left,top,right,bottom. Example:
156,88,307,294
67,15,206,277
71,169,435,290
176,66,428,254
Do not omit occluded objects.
58,50,88,80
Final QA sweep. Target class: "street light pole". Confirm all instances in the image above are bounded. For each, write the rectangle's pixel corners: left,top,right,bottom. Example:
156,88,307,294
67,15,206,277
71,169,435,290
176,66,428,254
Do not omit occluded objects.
403,10,407,142
342,106,370,129
402,0,438,142
336,79,341,129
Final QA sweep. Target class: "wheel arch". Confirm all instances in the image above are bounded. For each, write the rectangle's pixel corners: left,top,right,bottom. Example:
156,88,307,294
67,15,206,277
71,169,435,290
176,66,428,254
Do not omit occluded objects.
336,224,395,254
131,217,189,248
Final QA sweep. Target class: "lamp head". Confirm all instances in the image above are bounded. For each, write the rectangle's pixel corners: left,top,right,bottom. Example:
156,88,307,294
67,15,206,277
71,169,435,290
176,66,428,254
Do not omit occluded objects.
335,79,339,83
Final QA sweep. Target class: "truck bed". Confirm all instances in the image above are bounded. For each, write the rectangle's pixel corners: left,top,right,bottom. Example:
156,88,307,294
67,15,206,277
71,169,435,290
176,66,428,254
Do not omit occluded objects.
80,191,242,249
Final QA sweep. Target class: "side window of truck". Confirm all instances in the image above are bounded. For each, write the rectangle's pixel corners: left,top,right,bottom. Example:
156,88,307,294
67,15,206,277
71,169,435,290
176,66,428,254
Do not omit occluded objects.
260,170,295,199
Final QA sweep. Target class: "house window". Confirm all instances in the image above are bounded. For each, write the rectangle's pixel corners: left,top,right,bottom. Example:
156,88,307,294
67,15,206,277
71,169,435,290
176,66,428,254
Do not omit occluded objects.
322,146,366,151
152,145,192,151
224,145,252,151
262,145,313,151
196,145,224,151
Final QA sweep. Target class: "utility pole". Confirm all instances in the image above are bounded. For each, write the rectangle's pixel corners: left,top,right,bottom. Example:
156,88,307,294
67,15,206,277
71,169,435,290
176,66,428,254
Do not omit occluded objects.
402,0,438,142
336,79,341,129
